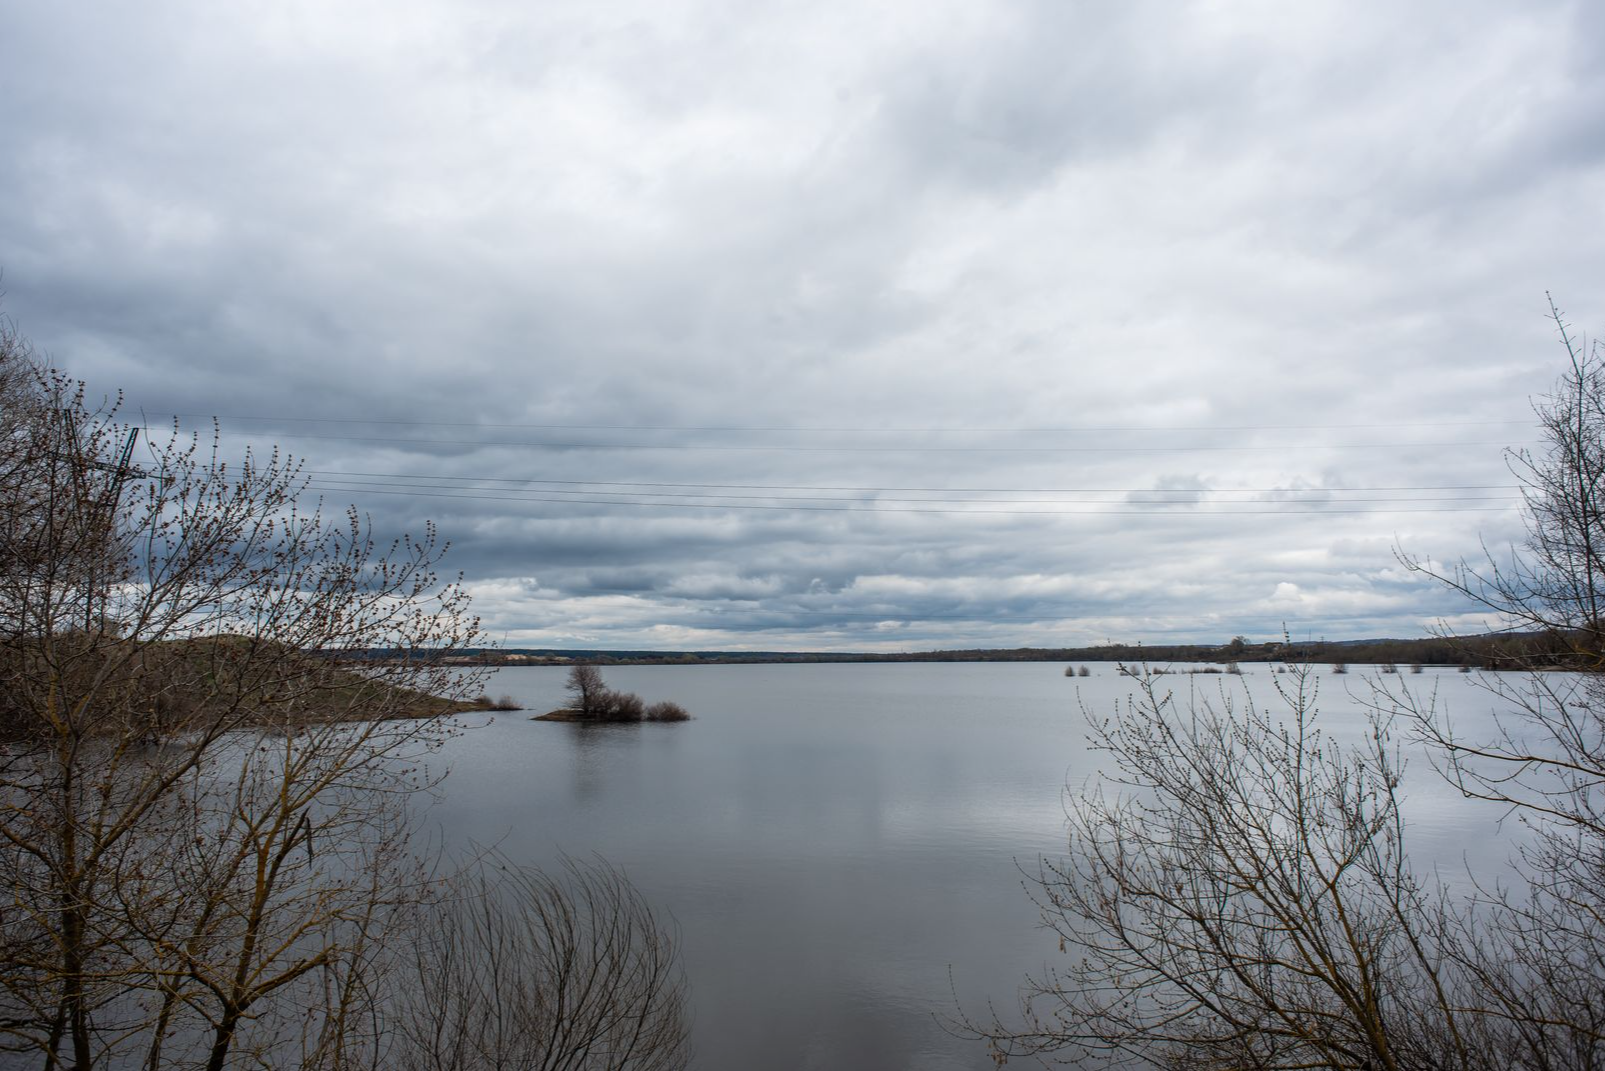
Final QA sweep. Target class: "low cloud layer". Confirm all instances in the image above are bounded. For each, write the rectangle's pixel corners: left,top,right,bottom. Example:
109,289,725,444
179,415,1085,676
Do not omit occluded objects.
4,0,1602,650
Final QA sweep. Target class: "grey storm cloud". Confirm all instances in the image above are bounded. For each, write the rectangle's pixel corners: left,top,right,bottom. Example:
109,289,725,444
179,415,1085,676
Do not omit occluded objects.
3,0,1604,650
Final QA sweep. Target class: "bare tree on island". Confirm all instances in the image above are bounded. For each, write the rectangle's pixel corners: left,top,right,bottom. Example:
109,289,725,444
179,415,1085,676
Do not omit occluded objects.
567,663,608,716
0,322,690,1070
561,664,692,722
964,301,1605,1071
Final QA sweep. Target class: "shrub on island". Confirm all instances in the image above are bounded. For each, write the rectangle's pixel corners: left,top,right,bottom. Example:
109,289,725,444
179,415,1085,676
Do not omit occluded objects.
535,666,692,723
645,700,691,722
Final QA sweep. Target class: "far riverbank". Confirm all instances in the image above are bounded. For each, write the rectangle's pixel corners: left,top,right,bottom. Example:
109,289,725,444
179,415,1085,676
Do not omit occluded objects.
353,630,1576,671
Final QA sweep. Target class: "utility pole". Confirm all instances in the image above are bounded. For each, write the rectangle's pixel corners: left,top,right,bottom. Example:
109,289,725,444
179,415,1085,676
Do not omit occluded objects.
55,412,155,633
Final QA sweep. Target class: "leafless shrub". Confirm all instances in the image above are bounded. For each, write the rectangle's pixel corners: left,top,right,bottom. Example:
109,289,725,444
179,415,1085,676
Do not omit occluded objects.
391,857,691,1071
599,688,647,721
645,700,691,722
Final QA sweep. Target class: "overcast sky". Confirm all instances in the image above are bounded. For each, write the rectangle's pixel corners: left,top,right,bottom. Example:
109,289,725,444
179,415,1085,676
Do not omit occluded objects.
3,0,1604,651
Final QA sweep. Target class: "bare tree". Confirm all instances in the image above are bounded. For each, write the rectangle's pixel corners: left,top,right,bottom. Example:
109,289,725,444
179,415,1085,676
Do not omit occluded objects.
0,338,487,1069
1392,298,1605,1067
1399,296,1605,665
0,327,699,1071
566,664,607,716
961,666,1474,1070
970,303,1605,1070
390,856,692,1071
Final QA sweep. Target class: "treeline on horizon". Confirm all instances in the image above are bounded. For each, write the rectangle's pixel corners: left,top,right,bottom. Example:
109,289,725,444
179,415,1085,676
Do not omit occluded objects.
354,630,1590,669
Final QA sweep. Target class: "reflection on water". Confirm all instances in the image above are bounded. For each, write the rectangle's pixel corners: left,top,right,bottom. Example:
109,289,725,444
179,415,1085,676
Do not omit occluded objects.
420,663,1524,1071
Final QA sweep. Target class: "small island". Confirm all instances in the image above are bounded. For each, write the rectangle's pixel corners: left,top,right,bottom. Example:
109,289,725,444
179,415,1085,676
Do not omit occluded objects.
535,665,692,723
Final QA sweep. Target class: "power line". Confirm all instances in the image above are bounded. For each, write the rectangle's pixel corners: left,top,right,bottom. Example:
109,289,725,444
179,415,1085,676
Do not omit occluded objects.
304,481,1515,516
583,604,1478,624
174,412,1540,434
238,431,1537,454
302,468,1519,495
304,475,1517,507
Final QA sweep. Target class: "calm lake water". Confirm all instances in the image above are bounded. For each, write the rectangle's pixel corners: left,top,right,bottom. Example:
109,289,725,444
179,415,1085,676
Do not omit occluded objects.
420,662,1521,1071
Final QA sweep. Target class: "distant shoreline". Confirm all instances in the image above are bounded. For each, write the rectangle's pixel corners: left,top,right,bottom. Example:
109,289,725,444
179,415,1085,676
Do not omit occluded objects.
351,631,1578,672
